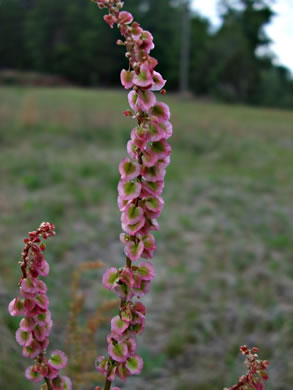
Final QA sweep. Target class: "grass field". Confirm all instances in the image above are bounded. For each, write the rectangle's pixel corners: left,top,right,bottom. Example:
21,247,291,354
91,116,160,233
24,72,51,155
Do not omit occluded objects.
0,87,293,390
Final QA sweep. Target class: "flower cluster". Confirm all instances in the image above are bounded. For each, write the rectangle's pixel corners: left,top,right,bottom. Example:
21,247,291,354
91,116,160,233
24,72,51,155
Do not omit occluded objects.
94,0,172,388
8,222,71,390
224,346,269,390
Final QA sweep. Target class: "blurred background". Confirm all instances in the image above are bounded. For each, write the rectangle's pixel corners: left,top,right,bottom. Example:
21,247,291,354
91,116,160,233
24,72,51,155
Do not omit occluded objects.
0,0,293,389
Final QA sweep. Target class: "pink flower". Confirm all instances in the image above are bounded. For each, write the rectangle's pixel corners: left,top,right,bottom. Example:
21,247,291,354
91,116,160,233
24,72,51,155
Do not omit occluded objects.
108,341,129,363
16,328,33,347
25,365,44,383
19,317,35,332
138,31,154,53
62,376,72,390
136,89,156,111
102,267,120,290
149,101,171,121
104,14,117,29
119,158,140,181
136,261,156,281
8,297,25,316
22,340,41,359
118,11,133,25
118,180,142,201
125,354,144,375
120,69,135,89
133,63,153,88
48,350,68,370
121,204,144,225
111,315,129,335
122,218,145,236
151,71,166,91
124,240,144,261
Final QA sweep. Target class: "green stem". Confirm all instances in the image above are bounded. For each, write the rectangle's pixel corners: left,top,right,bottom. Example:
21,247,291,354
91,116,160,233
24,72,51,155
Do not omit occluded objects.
104,377,112,390
45,377,53,390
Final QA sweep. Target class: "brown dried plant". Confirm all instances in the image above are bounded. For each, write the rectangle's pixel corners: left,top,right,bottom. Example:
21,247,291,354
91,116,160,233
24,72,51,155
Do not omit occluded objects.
65,260,119,389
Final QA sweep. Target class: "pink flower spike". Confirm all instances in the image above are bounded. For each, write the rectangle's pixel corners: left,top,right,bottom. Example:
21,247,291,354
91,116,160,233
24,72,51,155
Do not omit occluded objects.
118,180,142,201
149,101,171,121
125,354,144,375
124,240,144,261
48,350,68,369
62,376,72,390
113,388,121,390
118,11,133,25
25,366,44,383
133,63,153,88
120,69,135,89
111,315,129,335
8,297,25,316
16,328,33,347
102,267,120,290
151,71,167,91
136,89,156,111
137,261,156,281
119,158,140,181
108,341,129,363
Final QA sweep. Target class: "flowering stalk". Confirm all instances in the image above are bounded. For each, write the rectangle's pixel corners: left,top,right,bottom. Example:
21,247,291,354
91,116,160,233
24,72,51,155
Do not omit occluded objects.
8,222,71,390
224,346,270,390
93,1,172,389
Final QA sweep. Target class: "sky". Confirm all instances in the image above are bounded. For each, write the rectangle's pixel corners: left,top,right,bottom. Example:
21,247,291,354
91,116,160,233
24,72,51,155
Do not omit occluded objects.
191,0,293,73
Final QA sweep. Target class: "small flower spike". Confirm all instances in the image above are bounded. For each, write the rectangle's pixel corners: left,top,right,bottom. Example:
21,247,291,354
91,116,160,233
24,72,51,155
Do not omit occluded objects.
224,346,269,390
8,223,70,389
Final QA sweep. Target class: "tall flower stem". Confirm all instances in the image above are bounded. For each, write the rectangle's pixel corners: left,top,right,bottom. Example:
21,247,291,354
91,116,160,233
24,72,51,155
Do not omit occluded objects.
94,0,172,388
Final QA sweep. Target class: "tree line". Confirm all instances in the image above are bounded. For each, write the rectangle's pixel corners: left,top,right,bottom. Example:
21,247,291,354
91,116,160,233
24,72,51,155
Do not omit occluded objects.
0,0,292,108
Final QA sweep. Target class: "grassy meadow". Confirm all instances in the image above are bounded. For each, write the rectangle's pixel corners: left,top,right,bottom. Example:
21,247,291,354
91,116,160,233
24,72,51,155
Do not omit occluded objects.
0,87,293,390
